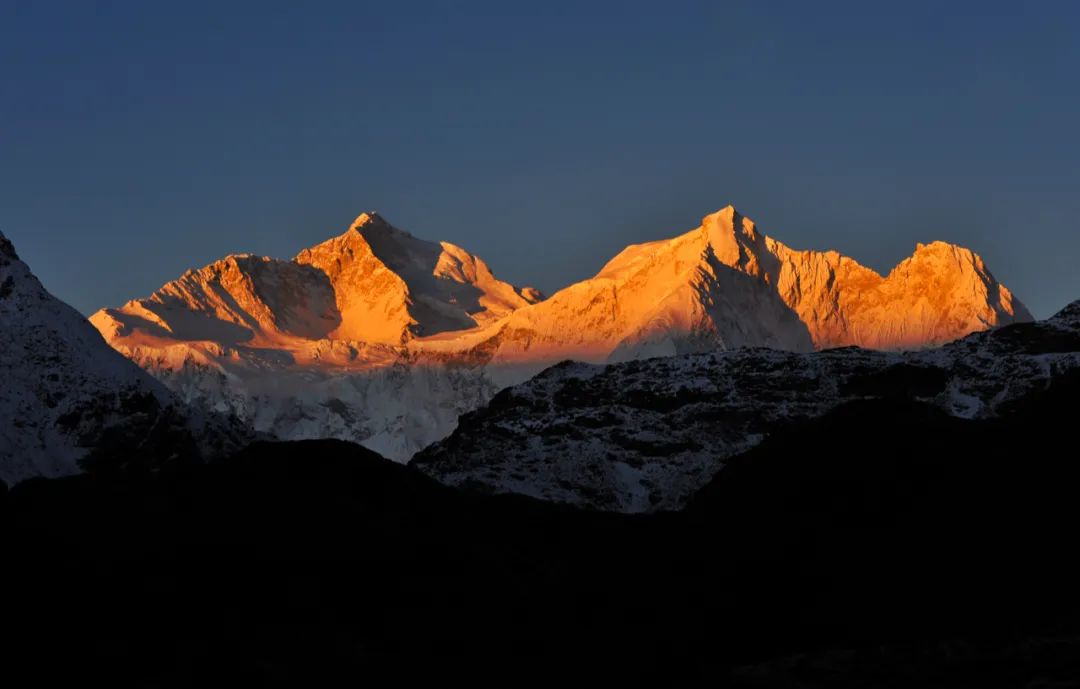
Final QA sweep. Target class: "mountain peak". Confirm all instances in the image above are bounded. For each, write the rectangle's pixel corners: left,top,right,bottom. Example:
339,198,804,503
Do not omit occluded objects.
913,239,969,255
350,211,391,232
298,212,419,267
701,204,759,237
700,204,761,266
1049,299,1080,330
0,231,18,262
900,241,994,280
703,204,738,221
336,212,421,252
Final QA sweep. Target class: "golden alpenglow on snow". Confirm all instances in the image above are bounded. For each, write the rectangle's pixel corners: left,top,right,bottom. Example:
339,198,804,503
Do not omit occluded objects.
90,206,1032,461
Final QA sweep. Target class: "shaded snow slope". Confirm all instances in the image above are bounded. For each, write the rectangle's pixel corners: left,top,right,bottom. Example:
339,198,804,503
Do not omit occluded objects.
0,232,247,483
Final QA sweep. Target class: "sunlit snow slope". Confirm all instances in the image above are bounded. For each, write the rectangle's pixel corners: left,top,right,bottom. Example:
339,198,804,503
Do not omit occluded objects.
91,207,1031,460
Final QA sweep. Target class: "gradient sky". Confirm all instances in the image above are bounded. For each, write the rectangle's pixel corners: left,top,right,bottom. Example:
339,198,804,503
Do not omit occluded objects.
3,1,1079,318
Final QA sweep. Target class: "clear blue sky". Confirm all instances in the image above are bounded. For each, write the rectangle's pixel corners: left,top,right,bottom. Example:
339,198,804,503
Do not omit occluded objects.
3,1,1078,318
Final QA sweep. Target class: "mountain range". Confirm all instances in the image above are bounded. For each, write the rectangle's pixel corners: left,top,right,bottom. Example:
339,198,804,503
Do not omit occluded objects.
4,204,1079,685
87,206,1031,460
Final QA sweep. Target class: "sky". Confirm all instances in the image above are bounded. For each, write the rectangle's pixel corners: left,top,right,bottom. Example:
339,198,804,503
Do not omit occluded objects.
2,1,1079,318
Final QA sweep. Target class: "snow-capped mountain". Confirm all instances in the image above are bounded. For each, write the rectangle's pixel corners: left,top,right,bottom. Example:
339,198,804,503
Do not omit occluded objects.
414,300,1080,512
89,213,543,460
0,232,243,484
296,212,543,342
416,206,1030,375
91,212,543,353
90,207,1031,461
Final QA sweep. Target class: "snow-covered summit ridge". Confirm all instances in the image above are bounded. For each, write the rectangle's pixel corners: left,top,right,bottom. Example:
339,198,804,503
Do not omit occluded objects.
93,206,1029,372
92,212,545,360
414,205,1030,372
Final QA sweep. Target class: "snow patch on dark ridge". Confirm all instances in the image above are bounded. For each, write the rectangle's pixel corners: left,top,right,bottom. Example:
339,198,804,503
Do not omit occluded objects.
415,305,1080,512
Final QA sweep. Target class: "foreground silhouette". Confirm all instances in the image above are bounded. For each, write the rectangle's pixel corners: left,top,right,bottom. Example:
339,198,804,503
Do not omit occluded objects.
4,369,1080,687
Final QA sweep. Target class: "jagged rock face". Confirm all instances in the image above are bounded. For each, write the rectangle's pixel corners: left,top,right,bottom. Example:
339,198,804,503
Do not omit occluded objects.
749,206,1031,349
0,232,245,484
767,235,1031,350
413,300,1080,513
90,206,1031,462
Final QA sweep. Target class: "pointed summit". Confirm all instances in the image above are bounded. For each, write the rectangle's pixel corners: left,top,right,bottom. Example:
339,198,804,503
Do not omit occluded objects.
702,204,741,225
1049,299,1080,330
351,211,383,228
293,212,539,342
96,212,541,352
419,207,815,374
347,211,401,236
699,204,767,268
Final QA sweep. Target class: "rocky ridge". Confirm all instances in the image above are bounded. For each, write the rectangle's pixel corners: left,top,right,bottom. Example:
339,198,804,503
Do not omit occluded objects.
414,299,1078,512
